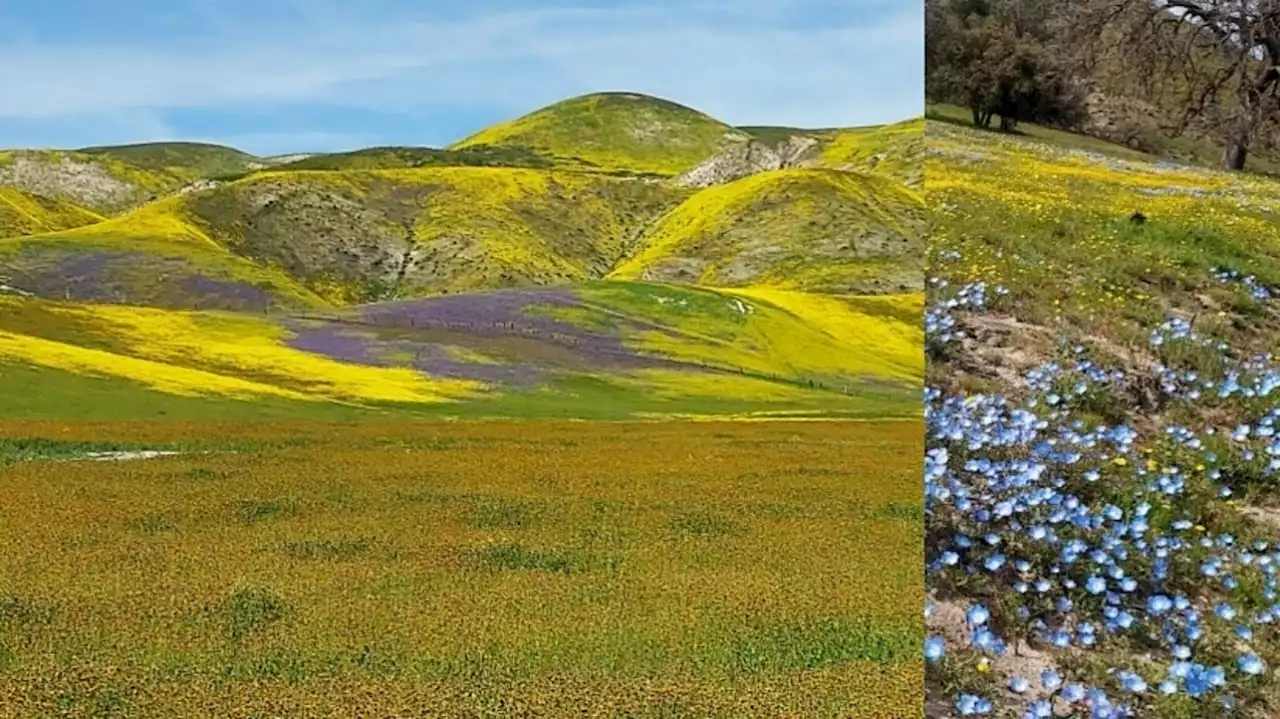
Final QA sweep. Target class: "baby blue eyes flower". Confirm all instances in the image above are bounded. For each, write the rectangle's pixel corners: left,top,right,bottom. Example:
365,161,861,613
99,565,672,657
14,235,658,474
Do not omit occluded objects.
1040,670,1062,691
1239,654,1264,676
967,605,990,626
1147,595,1174,615
1118,672,1146,693
925,636,945,662
1060,684,1086,703
956,694,992,716
924,276,1280,714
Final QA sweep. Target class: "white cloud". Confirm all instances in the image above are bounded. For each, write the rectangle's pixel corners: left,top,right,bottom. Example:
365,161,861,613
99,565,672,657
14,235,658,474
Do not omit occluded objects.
0,1,921,148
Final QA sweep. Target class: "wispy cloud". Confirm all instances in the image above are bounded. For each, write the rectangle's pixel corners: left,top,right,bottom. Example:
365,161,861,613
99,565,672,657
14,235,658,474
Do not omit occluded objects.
0,0,921,154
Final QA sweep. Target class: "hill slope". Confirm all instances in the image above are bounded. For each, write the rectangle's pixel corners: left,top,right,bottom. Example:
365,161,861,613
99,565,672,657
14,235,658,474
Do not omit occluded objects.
0,282,920,420
179,166,690,302
610,168,925,293
1,167,690,308
0,187,104,239
266,145,553,173
0,196,329,311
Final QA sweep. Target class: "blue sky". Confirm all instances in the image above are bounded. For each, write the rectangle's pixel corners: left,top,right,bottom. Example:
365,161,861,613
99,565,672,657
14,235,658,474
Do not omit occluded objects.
0,0,923,156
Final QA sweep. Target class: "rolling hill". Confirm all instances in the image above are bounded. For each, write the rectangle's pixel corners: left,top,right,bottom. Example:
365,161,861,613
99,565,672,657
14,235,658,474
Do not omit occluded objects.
76,141,267,181
0,91,924,419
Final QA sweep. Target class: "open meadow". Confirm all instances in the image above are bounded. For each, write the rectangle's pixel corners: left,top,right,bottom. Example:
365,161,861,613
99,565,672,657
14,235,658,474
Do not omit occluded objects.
0,419,922,718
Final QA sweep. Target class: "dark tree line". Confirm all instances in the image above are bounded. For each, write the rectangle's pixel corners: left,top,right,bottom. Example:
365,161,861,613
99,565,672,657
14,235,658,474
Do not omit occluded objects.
926,0,1086,132
927,0,1280,171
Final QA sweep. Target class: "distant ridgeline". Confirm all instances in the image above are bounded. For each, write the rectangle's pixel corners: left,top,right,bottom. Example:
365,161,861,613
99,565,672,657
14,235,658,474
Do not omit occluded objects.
0,92,924,310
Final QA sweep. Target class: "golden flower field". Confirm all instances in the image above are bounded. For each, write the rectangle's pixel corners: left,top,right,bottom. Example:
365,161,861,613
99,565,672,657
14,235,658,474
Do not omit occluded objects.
0,419,923,718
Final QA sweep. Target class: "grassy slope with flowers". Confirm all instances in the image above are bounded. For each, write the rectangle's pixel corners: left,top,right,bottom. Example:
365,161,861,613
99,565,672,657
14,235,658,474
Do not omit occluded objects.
608,168,924,294
0,282,922,421
925,111,1280,718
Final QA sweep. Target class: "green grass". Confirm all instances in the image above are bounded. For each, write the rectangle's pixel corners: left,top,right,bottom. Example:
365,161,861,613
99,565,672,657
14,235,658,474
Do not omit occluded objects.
0,363,382,422
926,102,1157,162
0,359,915,423
930,100,1280,176
0,419,923,715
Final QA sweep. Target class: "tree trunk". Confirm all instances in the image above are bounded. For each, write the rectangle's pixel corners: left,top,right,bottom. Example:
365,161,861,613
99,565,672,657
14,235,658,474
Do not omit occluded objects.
1222,141,1248,171
972,104,983,126
999,115,1014,132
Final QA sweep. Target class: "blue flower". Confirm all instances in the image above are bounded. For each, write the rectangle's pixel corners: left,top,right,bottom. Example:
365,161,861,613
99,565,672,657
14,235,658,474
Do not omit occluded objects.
925,636,946,662
1238,654,1264,676
967,604,990,626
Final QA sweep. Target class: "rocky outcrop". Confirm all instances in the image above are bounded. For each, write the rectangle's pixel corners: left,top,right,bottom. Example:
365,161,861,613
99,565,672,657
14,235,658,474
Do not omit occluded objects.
675,134,821,188
0,152,146,214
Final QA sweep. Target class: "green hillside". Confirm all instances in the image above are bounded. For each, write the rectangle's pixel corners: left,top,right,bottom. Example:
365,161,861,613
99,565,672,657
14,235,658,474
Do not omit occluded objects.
610,168,924,293
182,166,690,302
77,142,263,181
449,92,750,176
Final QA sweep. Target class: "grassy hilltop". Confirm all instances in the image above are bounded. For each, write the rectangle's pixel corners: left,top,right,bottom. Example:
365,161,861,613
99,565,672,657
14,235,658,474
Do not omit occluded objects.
0,92,924,420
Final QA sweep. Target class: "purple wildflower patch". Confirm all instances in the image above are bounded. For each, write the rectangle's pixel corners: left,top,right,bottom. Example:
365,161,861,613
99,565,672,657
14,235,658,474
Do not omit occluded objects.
282,287,694,386
2,249,287,311
178,275,276,312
